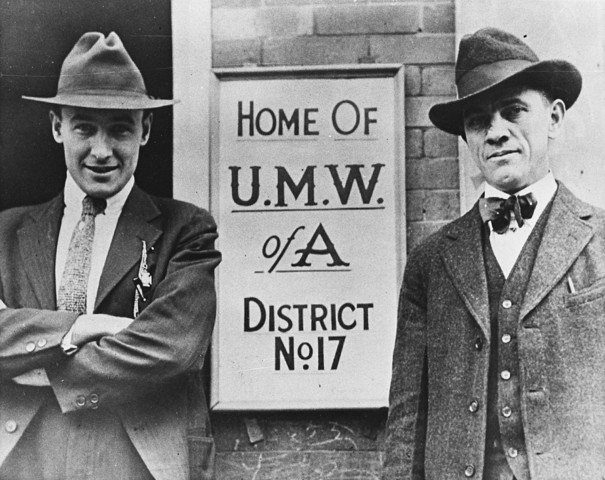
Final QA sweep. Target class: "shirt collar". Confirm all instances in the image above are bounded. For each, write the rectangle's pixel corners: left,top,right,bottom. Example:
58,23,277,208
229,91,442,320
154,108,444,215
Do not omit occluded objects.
484,171,557,228
64,173,135,215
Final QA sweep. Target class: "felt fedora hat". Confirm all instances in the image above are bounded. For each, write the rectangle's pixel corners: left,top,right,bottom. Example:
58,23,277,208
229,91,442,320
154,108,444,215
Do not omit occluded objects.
23,31,177,110
429,27,582,136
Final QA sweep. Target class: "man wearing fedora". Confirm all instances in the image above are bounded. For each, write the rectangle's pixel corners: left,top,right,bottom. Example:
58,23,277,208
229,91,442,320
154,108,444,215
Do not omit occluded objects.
0,32,220,479
383,28,605,480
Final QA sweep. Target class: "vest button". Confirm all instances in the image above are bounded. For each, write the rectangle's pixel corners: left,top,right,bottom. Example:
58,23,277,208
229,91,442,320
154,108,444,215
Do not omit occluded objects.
468,399,479,413
508,447,518,458
464,464,476,477
5,420,17,433
502,406,512,418
75,395,86,408
500,370,511,380
502,334,511,344
25,342,36,353
502,300,512,309
474,338,483,351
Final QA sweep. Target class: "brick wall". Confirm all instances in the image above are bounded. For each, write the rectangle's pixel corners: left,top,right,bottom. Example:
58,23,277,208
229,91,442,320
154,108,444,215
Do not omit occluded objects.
211,1,458,477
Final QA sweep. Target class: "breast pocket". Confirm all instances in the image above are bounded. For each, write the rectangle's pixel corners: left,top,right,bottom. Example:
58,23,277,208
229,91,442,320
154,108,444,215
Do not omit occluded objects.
565,277,605,307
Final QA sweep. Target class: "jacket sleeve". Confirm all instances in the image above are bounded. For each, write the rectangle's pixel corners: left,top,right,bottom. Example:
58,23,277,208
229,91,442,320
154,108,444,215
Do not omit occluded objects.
46,207,221,413
382,246,429,480
0,308,79,380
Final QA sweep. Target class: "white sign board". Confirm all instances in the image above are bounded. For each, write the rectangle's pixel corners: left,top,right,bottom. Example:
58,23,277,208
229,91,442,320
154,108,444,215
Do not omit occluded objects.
210,66,405,410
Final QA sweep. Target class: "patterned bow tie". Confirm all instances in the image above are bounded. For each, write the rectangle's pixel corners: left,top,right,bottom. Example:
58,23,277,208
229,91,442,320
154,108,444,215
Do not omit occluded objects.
479,192,537,234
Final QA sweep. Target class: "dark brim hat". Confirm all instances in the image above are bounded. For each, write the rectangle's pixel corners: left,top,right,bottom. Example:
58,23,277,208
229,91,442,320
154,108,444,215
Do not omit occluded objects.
429,28,582,136
23,31,178,110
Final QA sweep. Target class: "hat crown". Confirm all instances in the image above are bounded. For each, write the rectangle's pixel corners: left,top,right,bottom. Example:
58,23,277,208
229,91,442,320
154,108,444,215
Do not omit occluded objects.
57,32,148,96
23,31,176,109
427,27,582,136
456,28,539,84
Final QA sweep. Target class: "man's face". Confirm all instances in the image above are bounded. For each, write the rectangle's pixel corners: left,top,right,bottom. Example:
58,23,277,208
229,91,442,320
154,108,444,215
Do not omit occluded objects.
462,87,565,193
50,107,152,199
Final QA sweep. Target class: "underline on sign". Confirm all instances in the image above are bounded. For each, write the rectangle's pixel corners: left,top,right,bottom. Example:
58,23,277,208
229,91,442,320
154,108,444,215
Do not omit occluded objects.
254,269,352,274
236,138,319,142
333,137,379,141
232,206,385,213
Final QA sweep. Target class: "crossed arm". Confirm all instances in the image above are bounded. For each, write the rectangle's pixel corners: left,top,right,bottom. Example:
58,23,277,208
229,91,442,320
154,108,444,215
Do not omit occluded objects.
0,308,132,384
0,206,221,412
0,297,132,345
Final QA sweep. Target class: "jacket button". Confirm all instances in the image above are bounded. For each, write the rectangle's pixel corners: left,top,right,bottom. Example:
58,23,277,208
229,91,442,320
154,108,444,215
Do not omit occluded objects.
501,334,511,344
502,299,512,309
37,338,47,348
464,464,476,477
25,342,36,353
75,395,86,408
5,420,17,433
502,406,512,418
90,394,99,404
474,338,483,351
500,370,511,380
468,399,479,413
508,447,518,458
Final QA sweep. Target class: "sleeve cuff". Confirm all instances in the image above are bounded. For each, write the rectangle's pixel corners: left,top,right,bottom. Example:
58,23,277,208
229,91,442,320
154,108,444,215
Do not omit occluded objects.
61,325,79,356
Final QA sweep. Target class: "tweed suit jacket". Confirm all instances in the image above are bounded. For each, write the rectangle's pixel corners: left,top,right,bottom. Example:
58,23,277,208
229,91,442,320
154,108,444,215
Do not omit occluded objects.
0,185,221,480
383,182,605,480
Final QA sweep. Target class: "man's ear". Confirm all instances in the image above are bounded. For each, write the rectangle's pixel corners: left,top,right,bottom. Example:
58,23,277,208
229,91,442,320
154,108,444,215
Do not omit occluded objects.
49,110,63,144
140,112,153,146
548,99,566,140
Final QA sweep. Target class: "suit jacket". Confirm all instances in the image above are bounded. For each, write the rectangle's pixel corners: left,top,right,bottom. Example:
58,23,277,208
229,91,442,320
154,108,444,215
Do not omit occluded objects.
383,183,605,480
0,185,221,480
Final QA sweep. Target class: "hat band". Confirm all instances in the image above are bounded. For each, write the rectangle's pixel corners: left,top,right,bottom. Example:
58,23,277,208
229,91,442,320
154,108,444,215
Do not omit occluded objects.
56,88,150,98
457,59,535,99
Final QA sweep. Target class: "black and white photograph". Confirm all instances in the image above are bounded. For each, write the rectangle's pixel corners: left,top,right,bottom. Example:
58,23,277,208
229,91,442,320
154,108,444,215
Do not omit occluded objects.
0,1,603,479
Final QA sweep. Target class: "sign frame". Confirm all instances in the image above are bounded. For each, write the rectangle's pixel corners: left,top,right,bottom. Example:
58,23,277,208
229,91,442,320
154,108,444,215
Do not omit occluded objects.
209,64,406,411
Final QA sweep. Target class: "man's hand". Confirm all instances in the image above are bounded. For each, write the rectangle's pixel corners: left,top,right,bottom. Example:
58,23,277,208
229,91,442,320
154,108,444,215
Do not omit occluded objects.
70,314,134,346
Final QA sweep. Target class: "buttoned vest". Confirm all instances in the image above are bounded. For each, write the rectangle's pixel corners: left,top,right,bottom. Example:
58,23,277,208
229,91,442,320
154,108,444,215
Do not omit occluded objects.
482,200,554,480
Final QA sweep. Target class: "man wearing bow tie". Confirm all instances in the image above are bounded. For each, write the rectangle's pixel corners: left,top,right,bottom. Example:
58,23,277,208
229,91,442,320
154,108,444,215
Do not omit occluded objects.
0,32,220,479
383,28,605,480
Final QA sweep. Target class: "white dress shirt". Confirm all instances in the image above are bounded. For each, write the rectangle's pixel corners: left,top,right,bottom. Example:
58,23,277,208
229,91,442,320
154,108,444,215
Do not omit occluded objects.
485,171,557,278
12,173,134,386
55,173,134,312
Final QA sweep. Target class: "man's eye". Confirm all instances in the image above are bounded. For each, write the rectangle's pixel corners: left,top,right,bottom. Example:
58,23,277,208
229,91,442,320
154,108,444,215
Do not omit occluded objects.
111,125,133,136
502,105,524,120
465,116,488,131
74,124,94,135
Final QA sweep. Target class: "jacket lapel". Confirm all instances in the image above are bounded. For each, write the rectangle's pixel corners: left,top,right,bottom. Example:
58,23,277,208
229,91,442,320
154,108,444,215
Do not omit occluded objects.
17,195,64,309
520,183,596,320
95,186,162,311
439,204,491,338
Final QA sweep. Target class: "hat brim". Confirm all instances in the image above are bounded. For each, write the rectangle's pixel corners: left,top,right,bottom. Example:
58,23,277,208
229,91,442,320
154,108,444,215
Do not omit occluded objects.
428,59,582,136
22,93,178,110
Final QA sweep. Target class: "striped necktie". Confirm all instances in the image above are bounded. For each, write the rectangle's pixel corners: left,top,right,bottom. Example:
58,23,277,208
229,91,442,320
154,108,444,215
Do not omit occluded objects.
57,195,107,313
